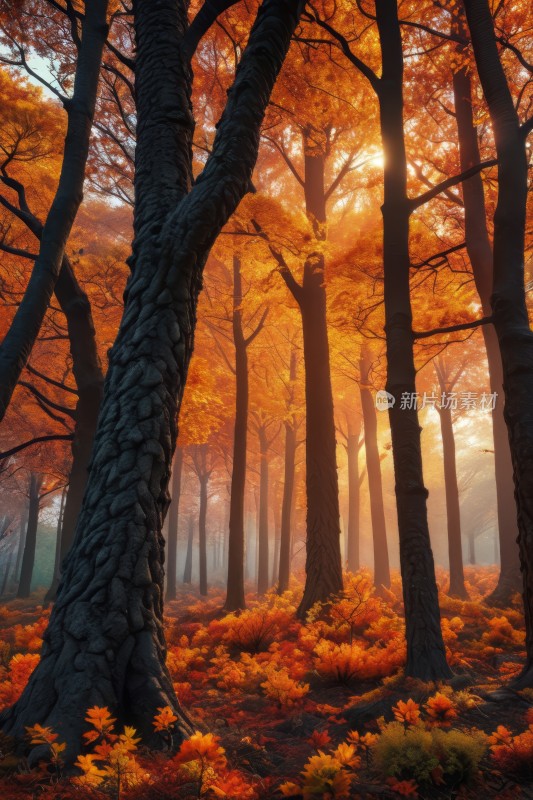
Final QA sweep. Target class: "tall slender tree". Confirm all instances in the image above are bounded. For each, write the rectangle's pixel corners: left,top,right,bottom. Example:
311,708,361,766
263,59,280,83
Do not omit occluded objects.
165,447,183,601
224,254,268,610
451,6,521,605
359,343,390,590
463,0,533,688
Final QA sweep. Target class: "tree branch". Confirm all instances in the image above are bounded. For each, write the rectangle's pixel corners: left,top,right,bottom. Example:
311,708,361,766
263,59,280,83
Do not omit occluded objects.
0,434,74,460
409,158,497,210
413,316,493,340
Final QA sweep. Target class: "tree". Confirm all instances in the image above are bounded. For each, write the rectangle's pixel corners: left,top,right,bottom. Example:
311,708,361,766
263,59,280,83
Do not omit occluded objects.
0,0,109,420
434,355,469,600
251,410,279,595
190,443,214,597
359,342,390,590
450,5,520,605
225,254,268,610
165,447,183,601
0,0,305,755
463,0,533,688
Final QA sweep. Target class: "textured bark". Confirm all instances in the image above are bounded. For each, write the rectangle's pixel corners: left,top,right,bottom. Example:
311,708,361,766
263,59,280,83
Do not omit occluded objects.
377,0,451,680
166,447,183,601
257,426,270,595
359,346,390,589
463,0,533,687
0,0,109,420
346,414,362,573
452,10,520,604
183,515,194,584
17,474,43,600
0,0,304,755
225,256,249,611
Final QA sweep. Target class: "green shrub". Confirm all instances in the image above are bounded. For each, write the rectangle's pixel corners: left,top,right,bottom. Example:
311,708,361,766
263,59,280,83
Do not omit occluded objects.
372,722,487,787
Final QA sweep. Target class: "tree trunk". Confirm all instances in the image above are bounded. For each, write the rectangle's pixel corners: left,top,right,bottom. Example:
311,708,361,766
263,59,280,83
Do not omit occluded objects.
272,501,280,587
377,0,451,680
183,514,194,584
1,542,15,597
346,414,361,573
438,406,468,598
45,487,67,605
257,427,270,595
296,143,343,617
17,474,43,600
166,447,183,601
468,533,476,566
451,11,520,605
198,472,208,597
359,346,390,589
14,505,28,584
225,255,249,611
0,0,304,755
0,0,109,421
463,0,533,687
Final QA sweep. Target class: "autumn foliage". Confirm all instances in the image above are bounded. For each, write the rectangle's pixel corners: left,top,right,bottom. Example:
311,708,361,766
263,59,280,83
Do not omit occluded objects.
0,567,529,797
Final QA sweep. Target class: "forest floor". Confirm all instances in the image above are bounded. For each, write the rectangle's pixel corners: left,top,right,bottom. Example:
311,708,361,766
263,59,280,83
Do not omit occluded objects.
0,567,532,799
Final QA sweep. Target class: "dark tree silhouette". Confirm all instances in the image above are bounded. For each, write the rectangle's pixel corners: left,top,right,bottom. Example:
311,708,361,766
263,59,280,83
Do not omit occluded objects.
225,256,268,611
451,7,520,606
0,0,109,421
463,0,533,688
0,0,304,757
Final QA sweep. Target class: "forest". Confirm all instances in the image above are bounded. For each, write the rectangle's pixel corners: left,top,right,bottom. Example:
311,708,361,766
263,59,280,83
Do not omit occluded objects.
0,0,532,797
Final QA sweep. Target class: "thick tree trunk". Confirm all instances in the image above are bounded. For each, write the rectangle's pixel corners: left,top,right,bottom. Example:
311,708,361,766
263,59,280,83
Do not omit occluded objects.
198,472,208,597
0,0,304,755
166,447,183,601
0,0,109,420
17,474,43,600
463,0,533,687
257,427,270,595
225,256,249,611
438,406,468,598
183,514,194,584
346,414,361,573
377,0,451,680
359,347,390,589
451,15,520,605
